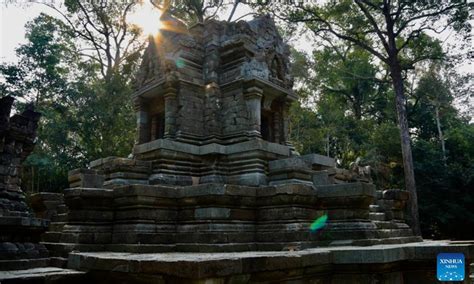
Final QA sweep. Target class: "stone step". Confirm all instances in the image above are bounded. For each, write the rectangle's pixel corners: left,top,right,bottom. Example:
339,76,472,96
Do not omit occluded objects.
42,242,106,258
369,212,386,221
376,229,414,238
49,257,68,268
0,258,50,271
373,221,410,229
0,267,85,283
54,213,68,222
48,222,66,231
56,204,68,214
42,232,62,243
369,204,383,212
347,236,422,246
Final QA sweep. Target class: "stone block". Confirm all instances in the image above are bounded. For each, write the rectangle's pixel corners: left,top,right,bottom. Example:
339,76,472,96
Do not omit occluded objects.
268,157,310,173
311,171,329,186
68,168,105,188
257,184,316,197
316,183,376,198
300,154,336,169
180,183,256,197
149,173,193,186
258,207,321,221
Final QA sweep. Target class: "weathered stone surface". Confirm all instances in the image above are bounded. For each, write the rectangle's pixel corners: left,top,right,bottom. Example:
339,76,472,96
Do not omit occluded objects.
311,170,330,185
0,267,85,282
67,241,473,282
68,169,105,188
300,153,336,169
0,96,50,270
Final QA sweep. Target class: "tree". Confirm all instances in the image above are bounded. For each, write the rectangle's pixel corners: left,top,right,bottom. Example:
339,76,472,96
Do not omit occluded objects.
0,14,73,106
267,0,471,236
1,13,94,191
312,45,389,121
0,0,148,191
411,67,458,165
42,0,144,83
150,0,241,24
289,47,394,170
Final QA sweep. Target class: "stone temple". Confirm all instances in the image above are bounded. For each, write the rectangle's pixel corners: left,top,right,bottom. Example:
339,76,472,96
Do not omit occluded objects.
1,15,473,283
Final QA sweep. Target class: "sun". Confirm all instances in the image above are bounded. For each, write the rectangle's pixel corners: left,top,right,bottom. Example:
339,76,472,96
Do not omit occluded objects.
130,1,163,36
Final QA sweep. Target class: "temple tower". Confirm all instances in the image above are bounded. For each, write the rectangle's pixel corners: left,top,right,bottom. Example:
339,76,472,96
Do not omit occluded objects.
130,15,297,186
48,15,421,258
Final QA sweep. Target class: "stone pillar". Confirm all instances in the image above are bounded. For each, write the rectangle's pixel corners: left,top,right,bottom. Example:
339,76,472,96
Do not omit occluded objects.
204,82,221,136
282,101,291,144
244,87,263,136
134,97,150,144
164,87,178,138
282,100,299,155
273,110,281,143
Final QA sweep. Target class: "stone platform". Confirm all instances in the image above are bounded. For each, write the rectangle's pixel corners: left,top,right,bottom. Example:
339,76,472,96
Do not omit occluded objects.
67,241,473,283
41,182,421,258
0,267,85,283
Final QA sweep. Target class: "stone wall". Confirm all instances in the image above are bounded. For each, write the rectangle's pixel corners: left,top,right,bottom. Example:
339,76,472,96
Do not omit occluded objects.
0,96,49,270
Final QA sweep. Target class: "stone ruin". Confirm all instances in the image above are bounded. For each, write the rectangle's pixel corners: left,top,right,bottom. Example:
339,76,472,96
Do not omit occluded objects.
0,96,48,268
1,15,473,283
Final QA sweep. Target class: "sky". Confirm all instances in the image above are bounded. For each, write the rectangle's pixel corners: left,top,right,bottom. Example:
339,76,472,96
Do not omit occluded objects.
1,1,316,64
0,1,472,84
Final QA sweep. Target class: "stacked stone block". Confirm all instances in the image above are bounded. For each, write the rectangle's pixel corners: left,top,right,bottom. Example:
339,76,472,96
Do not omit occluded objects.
59,188,113,249
68,169,104,188
89,157,152,188
46,180,419,255
268,157,314,185
29,192,68,246
376,189,409,221
0,96,49,270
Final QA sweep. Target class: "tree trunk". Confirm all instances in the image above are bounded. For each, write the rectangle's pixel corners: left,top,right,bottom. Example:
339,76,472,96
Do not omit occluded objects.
390,62,421,236
435,103,447,166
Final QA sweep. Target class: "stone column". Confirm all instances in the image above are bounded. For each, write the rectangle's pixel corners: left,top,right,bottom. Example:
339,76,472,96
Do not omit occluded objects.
134,97,150,144
164,87,178,138
282,100,291,144
273,110,281,143
282,100,298,155
244,87,263,136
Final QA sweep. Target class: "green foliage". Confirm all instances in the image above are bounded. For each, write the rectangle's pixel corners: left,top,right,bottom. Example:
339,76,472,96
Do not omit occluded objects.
414,122,474,239
278,0,473,239
1,6,139,192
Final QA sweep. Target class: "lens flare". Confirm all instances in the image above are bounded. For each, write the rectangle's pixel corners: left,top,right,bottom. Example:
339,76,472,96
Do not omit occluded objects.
129,2,163,36
309,214,328,233
175,58,185,68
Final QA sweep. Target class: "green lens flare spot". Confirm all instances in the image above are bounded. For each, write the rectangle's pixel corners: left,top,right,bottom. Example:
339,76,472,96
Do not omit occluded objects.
175,58,185,68
309,214,328,233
